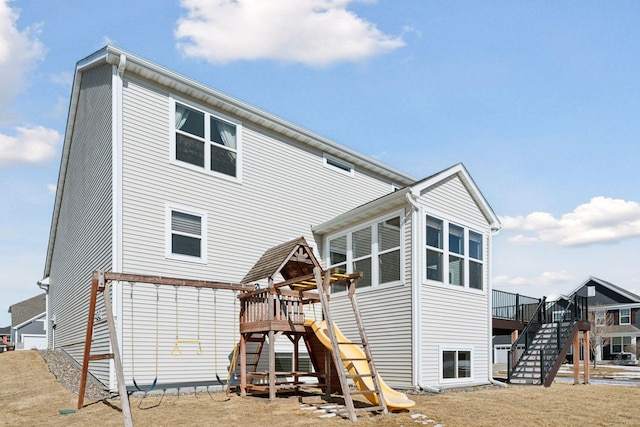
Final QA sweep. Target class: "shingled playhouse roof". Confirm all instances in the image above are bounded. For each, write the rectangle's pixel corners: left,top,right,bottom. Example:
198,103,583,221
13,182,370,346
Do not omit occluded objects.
242,237,321,284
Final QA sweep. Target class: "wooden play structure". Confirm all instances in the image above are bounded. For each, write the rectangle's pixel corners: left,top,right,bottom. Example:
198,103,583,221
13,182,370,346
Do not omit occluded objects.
77,237,414,424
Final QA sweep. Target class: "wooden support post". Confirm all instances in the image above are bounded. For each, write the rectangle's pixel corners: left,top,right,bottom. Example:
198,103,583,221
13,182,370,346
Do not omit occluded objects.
240,333,247,397
269,330,276,401
103,279,133,427
583,330,590,384
78,274,100,409
511,329,519,368
573,330,580,384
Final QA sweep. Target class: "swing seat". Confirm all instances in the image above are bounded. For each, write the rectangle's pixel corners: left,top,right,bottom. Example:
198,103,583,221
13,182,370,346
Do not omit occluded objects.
133,376,158,393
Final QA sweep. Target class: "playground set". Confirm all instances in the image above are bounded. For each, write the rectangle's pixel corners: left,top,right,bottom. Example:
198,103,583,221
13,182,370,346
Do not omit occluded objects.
78,237,415,425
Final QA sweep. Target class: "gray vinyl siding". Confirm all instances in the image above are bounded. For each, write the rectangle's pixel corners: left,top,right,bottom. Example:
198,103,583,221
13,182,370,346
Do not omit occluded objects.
418,174,491,387
118,76,395,386
326,205,414,388
48,63,114,385
329,283,413,387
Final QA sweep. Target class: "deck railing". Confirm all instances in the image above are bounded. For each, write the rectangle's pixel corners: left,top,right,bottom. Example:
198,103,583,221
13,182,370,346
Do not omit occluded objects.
492,289,541,322
239,288,305,325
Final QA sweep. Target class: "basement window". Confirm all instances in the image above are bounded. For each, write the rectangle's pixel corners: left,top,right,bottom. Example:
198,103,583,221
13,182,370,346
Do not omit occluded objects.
441,348,472,381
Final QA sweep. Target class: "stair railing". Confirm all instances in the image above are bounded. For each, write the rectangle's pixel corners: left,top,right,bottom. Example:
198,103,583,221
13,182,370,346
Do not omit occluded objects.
508,293,589,384
507,297,546,382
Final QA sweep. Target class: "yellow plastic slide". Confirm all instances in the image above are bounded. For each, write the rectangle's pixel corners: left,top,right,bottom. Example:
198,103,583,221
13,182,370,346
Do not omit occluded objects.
304,319,415,410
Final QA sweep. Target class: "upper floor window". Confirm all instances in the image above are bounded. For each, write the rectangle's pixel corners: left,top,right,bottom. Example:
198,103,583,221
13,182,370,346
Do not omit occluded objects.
426,215,484,290
327,214,402,292
619,308,631,325
173,101,241,180
166,205,207,263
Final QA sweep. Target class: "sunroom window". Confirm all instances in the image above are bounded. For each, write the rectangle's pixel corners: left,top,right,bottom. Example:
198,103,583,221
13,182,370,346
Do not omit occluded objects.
327,214,402,292
174,101,240,179
426,216,484,290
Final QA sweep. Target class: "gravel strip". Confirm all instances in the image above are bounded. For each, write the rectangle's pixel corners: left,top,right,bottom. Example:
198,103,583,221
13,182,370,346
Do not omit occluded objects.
39,350,112,400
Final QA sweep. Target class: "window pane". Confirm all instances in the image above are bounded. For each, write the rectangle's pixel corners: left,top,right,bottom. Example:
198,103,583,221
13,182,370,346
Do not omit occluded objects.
353,258,371,288
175,104,204,137
469,231,482,260
172,211,201,235
211,144,237,177
353,227,371,259
172,234,201,257
449,255,464,286
210,117,237,149
176,134,204,167
449,224,464,255
329,236,347,265
298,355,313,373
620,309,631,324
443,351,456,378
426,217,443,249
469,260,483,290
426,250,442,281
458,351,471,378
379,250,400,284
378,217,400,251
275,353,292,372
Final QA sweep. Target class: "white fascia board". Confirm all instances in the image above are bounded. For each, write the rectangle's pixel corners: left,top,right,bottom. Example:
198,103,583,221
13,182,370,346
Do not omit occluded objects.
411,163,501,230
312,187,410,236
101,45,415,185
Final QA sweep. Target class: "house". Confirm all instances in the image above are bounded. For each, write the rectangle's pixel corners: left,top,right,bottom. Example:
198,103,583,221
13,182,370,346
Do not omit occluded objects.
564,277,640,363
8,294,47,350
0,326,12,351
43,45,501,394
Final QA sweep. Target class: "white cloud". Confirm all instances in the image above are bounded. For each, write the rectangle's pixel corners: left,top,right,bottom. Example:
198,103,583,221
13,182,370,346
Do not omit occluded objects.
494,270,575,288
500,197,640,247
47,183,57,194
0,0,45,116
175,0,404,66
0,126,61,166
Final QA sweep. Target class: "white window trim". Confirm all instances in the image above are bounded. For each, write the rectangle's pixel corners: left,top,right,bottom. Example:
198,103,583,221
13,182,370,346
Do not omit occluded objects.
610,336,632,354
165,204,208,264
325,210,405,292
170,96,243,183
619,308,631,325
323,153,354,177
424,211,486,294
438,345,474,384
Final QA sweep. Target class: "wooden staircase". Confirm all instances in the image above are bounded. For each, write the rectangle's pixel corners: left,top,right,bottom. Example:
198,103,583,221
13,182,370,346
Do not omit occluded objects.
314,268,388,422
226,334,265,395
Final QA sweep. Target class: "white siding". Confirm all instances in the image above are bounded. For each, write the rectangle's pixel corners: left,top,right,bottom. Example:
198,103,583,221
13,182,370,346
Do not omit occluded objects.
418,174,491,388
326,206,414,388
49,63,114,384
118,77,396,387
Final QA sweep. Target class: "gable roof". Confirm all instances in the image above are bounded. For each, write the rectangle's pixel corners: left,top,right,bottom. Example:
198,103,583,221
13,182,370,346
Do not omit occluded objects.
566,276,640,303
313,163,501,235
44,45,416,278
242,237,321,284
8,294,46,327
0,326,10,335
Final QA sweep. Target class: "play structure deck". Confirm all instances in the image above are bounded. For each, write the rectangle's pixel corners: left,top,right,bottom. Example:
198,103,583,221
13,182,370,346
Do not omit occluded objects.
78,237,414,425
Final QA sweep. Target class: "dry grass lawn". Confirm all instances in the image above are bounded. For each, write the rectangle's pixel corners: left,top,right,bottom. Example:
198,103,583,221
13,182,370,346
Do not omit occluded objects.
2,350,640,426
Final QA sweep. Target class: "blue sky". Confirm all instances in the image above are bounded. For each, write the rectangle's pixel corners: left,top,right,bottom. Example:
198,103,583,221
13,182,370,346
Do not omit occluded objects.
1,0,639,326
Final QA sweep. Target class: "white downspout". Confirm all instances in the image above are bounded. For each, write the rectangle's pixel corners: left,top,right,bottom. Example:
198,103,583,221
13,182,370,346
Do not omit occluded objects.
406,192,441,393
488,226,507,388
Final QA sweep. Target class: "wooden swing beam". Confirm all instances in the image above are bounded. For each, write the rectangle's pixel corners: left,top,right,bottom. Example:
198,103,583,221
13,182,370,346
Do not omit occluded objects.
77,271,253,426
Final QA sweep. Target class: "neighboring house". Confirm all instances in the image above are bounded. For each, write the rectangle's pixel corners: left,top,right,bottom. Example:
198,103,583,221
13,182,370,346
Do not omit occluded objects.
563,277,640,362
8,294,47,350
0,326,12,351
43,45,501,393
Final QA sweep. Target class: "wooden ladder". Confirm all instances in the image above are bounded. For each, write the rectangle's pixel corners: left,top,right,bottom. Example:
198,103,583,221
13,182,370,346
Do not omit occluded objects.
314,268,388,422
226,334,265,395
